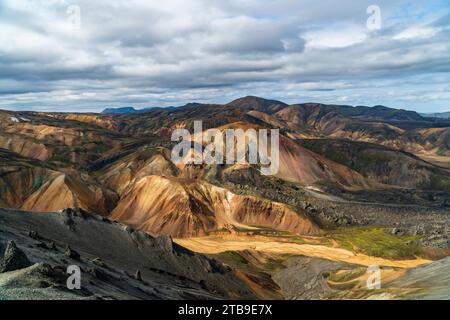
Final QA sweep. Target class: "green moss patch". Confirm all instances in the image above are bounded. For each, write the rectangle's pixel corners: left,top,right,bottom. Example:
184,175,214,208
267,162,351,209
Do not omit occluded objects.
328,227,422,260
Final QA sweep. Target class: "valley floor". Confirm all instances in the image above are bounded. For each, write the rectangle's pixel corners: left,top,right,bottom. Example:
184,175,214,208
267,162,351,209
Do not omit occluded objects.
175,235,430,268
176,234,450,300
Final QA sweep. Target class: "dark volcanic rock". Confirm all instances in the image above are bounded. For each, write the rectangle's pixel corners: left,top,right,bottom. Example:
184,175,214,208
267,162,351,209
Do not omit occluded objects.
49,242,58,251
155,235,174,252
61,207,90,218
135,270,143,281
65,246,81,260
28,230,41,240
91,258,107,268
0,240,32,273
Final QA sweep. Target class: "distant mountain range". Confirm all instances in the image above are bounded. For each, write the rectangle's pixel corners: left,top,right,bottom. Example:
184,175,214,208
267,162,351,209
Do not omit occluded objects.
102,106,176,114
421,111,450,119
102,98,435,121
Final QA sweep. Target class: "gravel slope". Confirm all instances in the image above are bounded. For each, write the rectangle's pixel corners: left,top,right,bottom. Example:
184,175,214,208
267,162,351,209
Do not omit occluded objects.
0,208,257,300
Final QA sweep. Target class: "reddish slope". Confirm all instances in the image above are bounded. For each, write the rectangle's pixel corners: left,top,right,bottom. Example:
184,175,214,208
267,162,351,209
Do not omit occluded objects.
110,176,319,238
276,135,372,188
22,173,114,215
214,122,373,188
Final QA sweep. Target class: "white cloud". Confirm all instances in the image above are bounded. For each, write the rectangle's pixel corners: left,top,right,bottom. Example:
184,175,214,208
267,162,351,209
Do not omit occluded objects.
393,26,441,40
304,24,368,49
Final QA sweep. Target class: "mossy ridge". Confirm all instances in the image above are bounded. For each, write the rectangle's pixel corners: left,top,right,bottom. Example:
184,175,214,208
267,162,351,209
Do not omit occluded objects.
328,267,367,283
263,254,292,271
328,227,422,260
214,251,249,267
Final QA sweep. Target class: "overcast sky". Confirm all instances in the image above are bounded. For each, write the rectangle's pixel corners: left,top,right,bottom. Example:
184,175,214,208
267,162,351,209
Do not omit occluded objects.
0,0,449,112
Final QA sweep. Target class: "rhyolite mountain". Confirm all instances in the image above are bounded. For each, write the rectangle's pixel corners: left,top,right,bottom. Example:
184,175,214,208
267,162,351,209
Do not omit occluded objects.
0,96,449,237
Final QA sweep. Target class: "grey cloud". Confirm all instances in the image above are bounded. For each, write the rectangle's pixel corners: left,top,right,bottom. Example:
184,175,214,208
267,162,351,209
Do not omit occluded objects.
0,0,449,112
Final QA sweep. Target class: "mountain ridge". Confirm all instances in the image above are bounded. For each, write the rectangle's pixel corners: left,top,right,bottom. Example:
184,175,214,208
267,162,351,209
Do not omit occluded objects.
102,106,176,114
